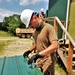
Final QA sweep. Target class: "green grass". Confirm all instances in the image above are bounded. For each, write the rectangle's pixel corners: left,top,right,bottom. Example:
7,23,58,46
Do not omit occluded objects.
0,30,15,51
0,40,13,51
0,30,13,37
0,41,6,51
55,64,75,75
55,64,66,75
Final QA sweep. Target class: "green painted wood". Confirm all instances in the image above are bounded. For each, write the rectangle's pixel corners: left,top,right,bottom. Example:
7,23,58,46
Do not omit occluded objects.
15,56,43,75
15,56,31,75
0,56,43,75
48,0,67,20
0,57,6,75
47,0,68,39
2,57,19,75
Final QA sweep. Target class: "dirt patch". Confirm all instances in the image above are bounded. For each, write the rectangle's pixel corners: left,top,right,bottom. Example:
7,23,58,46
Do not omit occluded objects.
0,38,33,57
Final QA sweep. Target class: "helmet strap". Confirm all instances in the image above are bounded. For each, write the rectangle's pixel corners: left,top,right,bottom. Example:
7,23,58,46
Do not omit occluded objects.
36,20,44,31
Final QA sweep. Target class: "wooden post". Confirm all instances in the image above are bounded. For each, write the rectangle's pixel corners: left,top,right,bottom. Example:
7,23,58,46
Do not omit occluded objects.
67,41,73,73
62,21,66,38
54,18,58,36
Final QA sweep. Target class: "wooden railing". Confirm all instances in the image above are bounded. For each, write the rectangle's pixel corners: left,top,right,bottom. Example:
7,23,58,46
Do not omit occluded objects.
44,17,75,73
54,17,75,73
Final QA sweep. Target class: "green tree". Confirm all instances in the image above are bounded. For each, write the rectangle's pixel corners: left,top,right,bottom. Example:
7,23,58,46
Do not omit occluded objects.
2,14,22,35
0,22,3,30
7,14,21,35
2,17,9,31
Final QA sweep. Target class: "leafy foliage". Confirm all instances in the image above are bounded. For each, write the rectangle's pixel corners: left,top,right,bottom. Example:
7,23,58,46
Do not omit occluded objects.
1,14,24,35
2,17,9,31
0,22,2,30
0,30,12,37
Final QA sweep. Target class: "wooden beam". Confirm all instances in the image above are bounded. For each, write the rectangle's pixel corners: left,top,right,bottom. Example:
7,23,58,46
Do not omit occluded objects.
55,17,75,48
54,18,58,36
67,42,74,73
57,48,67,68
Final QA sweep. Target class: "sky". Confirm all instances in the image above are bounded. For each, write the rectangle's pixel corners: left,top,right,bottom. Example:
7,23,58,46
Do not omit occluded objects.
0,0,49,22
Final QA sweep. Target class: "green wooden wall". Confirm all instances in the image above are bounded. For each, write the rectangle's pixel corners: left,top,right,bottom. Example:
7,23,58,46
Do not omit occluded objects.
47,0,68,39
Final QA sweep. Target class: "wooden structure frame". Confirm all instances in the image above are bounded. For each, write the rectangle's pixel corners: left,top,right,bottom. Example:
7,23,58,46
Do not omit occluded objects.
54,17,75,73
45,17,75,73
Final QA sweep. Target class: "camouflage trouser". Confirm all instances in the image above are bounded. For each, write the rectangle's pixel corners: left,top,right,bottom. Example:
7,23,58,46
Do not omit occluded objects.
36,51,56,75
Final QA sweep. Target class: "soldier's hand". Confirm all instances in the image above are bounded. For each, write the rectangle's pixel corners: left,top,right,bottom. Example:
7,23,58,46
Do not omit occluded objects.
23,50,31,58
28,54,43,64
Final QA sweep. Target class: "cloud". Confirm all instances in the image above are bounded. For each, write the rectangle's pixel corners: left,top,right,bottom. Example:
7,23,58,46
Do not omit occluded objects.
0,0,13,3
19,0,48,6
6,0,12,2
0,16,4,22
0,8,20,22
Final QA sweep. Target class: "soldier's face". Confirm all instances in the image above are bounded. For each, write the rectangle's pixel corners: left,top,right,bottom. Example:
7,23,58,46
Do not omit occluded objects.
29,15,39,29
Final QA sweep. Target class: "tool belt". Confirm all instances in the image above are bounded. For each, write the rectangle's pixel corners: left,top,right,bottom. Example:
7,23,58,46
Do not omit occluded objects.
36,55,52,73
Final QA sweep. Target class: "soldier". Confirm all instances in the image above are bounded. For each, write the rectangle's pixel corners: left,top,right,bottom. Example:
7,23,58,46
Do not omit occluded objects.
20,9,58,75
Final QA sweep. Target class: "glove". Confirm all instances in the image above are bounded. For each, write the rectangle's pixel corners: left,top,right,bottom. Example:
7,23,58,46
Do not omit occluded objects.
23,50,31,58
28,54,43,64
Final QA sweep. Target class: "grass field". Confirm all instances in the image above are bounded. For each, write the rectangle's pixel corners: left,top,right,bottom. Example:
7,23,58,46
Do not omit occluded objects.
0,30,15,51
0,30,13,37
0,30,15,37
0,40,13,52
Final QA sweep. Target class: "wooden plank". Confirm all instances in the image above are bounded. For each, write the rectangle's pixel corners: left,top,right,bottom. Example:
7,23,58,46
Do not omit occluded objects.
15,56,43,75
0,57,6,75
54,18,58,36
0,56,43,75
67,42,73,73
73,54,75,58
2,57,19,75
57,48,67,68
72,61,75,66
55,17,75,48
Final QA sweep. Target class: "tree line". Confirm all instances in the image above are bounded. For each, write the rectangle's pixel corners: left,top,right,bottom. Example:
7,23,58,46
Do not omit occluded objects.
0,14,26,36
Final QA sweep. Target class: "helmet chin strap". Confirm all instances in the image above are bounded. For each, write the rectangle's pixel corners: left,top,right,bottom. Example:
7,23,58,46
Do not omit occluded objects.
36,20,44,31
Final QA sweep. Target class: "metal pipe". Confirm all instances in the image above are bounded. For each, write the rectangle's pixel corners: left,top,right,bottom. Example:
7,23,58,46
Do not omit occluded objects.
65,0,70,39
